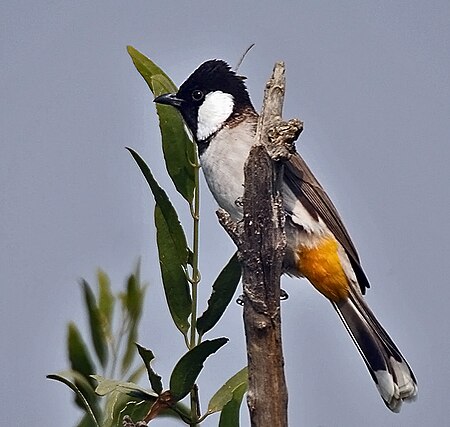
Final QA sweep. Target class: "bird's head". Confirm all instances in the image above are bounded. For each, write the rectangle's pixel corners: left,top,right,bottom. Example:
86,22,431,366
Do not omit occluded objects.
154,60,254,142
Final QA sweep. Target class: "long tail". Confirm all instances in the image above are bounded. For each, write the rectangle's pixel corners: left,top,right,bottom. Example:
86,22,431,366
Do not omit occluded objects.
332,290,417,412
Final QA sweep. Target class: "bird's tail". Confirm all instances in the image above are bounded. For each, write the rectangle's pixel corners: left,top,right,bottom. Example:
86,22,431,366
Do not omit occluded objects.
332,291,417,412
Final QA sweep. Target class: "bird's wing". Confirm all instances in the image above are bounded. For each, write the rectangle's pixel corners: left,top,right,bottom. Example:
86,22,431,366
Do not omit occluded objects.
284,153,370,293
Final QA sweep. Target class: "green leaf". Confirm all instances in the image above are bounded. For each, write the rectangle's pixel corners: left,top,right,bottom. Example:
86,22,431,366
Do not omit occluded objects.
121,271,146,375
47,372,100,427
218,383,247,427
155,205,191,335
207,367,248,414
127,45,195,203
127,139,191,336
197,253,242,336
66,324,99,412
76,414,97,427
127,148,189,267
121,326,138,376
169,338,229,401
127,364,146,384
133,259,142,285
124,272,142,315
92,375,157,401
67,323,96,381
127,45,177,94
136,344,163,395
97,268,114,328
101,392,123,427
93,376,157,426
81,280,108,368
121,400,189,425
102,390,153,427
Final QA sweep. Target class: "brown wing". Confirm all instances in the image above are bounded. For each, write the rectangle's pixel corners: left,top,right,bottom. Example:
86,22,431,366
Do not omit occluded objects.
284,153,370,293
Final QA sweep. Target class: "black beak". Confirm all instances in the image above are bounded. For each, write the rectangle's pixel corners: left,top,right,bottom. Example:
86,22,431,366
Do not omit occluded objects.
154,93,184,108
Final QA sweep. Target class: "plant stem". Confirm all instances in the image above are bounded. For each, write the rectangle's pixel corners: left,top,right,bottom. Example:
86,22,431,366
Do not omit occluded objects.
109,307,129,378
189,151,201,347
189,147,201,425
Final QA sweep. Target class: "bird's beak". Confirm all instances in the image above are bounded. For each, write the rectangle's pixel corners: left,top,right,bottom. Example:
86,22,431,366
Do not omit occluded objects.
154,93,184,108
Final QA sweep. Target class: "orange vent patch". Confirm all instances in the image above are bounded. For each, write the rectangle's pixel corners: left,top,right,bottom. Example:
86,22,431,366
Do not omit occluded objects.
296,236,349,301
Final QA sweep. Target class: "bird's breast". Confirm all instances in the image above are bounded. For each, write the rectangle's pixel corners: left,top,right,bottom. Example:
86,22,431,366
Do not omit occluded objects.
199,123,255,220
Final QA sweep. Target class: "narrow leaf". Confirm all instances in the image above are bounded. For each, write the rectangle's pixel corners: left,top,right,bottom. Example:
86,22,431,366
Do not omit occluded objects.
47,372,100,427
121,400,189,425
124,272,142,315
127,148,189,267
155,205,191,335
102,390,154,427
127,45,195,203
100,390,123,427
208,367,248,414
121,273,145,374
197,253,242,336
67,323,96,381
169,338,228,401
121,326,138,376
76,413,97,427
126,45,177,93
97,268,114,327
218,383,247,427
136,344,163,395
81,280,108,368
133,258,142,285
127,365,146,384
119,401,154,426
92,375,157,401
66,324,99,412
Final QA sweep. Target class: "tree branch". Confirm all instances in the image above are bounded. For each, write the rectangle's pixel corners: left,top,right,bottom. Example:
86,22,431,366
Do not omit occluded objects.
218,62,302,427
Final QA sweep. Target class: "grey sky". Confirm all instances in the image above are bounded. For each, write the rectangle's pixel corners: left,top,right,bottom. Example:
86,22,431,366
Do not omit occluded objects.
2,1,450,426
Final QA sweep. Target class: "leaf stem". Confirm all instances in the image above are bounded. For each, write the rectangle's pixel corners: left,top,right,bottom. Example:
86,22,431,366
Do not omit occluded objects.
109,306,129,378
189,153,201,347
189,147,201,424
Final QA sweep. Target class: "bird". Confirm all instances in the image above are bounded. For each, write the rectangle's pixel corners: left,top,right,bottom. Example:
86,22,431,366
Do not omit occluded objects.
154,59,417,412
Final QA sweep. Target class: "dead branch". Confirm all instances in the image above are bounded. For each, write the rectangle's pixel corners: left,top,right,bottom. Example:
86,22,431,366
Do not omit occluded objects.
218,62,302,427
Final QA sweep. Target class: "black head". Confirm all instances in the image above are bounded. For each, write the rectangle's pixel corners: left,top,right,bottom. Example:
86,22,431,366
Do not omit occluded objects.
154,60,254,141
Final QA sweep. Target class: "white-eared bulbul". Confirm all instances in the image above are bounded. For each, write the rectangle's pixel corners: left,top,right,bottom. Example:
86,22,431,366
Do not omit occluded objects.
154,60,417,412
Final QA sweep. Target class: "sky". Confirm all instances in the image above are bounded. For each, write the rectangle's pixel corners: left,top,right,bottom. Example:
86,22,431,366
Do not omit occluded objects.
2,1,450,426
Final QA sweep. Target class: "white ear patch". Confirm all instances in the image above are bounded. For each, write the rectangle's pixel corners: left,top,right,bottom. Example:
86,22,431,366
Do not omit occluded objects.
197,91,234,140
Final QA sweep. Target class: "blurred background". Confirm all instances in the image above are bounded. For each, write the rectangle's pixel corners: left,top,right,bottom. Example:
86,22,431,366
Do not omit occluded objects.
2,1,449,426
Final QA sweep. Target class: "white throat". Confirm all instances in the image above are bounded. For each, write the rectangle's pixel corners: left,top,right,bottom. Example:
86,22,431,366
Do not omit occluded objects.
197,91,234,140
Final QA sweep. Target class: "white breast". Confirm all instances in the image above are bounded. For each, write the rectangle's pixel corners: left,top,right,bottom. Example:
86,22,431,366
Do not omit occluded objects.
200,120,331,230
200,122,358,285
199,121,256,220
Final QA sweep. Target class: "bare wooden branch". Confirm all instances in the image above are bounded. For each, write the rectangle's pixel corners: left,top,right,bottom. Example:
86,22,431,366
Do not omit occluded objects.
218,62,302,427
241,143,287,427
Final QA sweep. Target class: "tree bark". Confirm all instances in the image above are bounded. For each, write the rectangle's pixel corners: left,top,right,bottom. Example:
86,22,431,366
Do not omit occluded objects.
218,62,302,427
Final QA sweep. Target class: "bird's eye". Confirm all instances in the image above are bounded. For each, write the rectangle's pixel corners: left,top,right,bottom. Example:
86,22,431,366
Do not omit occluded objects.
192,90,204,101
